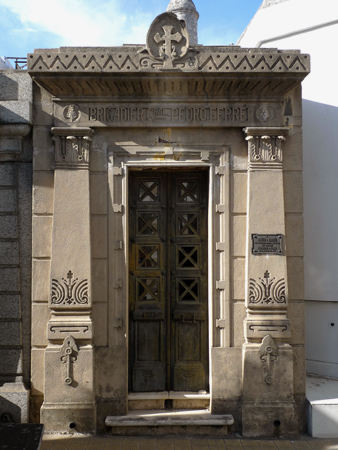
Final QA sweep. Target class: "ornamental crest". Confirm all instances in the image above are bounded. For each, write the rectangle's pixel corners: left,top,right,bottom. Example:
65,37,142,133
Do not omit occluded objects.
146,12,190,69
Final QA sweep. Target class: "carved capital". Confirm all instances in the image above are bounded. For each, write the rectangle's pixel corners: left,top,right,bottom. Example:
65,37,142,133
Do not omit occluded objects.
243,127,288,170
51,127,93,169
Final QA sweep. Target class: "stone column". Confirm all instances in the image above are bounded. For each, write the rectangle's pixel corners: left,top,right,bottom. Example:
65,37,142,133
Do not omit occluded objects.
41,127,96,433
242,127,297,437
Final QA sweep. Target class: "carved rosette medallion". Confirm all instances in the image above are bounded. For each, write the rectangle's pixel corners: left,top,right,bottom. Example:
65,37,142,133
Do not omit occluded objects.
256,105,275,124
145,12,191,70
51,270,90,309
63,104,81,123
259,335,278,385
51,127,93,169
249,270,286,308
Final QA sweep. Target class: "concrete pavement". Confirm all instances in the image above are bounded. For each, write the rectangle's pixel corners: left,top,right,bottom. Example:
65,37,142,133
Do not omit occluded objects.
41,436,338,450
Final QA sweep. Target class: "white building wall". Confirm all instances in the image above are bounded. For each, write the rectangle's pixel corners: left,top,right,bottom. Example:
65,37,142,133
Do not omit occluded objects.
238,0,338,378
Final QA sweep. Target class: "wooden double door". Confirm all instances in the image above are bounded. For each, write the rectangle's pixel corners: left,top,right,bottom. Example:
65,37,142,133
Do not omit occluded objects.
129,169,209,392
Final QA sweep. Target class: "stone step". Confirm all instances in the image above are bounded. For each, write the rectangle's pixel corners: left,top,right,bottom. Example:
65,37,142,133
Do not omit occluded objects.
105,409,234,436
128,391,210,411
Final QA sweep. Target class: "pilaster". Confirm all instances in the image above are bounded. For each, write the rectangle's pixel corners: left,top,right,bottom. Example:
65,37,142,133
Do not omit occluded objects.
242,127,297,437
41,127,96,433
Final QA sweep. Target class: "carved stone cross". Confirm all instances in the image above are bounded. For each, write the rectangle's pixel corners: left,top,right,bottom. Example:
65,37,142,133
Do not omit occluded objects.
154,25,182,69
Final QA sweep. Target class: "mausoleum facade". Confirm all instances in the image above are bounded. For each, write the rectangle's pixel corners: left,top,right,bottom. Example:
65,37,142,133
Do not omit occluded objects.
0,0,310,437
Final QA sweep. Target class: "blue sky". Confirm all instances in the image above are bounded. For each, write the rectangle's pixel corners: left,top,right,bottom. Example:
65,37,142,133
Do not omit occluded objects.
0,0,263,58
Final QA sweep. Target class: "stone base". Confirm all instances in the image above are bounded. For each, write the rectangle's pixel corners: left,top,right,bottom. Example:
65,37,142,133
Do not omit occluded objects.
0,382,29,423
307,375,338,438
242,401,298,438
41,402,96,433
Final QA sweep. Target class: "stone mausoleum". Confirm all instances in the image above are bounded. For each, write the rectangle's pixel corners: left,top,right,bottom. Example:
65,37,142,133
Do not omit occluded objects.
0,0,310,437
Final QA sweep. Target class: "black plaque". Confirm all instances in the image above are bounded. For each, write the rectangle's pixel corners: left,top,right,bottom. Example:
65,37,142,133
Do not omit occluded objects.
252,234,283,255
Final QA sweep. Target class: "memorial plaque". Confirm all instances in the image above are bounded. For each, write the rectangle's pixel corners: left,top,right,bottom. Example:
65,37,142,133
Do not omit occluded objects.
252,234,283,255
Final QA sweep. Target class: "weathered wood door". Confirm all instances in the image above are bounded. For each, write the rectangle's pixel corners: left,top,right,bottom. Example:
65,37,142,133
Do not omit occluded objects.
129,170,209,392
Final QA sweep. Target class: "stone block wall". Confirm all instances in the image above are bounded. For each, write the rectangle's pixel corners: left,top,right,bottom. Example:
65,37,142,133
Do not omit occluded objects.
0,70,32,423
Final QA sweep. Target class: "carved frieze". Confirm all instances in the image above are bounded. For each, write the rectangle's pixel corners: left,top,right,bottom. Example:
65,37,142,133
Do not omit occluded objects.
249,270,286,308
259,335,278,385
51,270,90,309
28,49,309,75
51,127,93,169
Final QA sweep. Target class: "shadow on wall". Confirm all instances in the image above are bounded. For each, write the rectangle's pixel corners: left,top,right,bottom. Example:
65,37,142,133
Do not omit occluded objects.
303,99,338,380
302,99,338,302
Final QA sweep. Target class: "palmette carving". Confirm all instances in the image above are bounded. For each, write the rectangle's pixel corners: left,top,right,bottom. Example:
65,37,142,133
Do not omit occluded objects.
51,270,89,306
259,335,278,385
249,270,286,305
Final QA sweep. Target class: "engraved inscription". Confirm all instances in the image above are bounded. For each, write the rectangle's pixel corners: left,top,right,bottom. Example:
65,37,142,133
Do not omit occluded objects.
87,105,249,124
252,234,283,255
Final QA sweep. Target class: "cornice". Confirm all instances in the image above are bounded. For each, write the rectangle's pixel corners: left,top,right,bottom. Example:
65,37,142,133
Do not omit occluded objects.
28,46,310,99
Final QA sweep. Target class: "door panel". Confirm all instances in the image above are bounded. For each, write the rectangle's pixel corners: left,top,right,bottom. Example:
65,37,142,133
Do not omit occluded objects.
129,170,208,393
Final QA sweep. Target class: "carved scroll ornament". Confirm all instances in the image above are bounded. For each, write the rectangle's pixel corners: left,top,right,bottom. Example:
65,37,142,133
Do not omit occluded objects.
60,335,78,385
259,335,278,385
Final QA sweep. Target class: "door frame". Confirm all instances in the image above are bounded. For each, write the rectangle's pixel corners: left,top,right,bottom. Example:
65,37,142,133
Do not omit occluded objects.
108,144,230,403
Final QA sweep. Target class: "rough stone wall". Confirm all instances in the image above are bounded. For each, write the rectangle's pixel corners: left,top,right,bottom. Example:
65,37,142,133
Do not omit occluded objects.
0,71,32,423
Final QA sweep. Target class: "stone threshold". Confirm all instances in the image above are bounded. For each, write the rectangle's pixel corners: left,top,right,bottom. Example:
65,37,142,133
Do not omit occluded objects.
105,409,234,427
128,391,210,400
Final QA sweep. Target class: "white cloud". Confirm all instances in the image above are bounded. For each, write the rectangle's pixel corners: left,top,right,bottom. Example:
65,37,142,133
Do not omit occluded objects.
0,0,153,46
